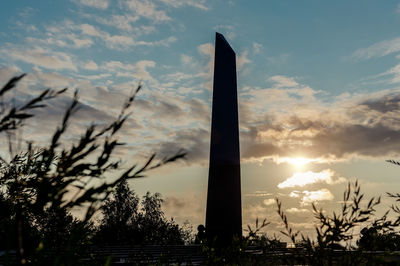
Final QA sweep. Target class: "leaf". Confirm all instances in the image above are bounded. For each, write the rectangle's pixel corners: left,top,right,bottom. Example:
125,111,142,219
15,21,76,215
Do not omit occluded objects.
0,74,26,97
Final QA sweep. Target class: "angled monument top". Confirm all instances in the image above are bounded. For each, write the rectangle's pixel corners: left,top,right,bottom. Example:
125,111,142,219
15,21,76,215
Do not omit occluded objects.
215,32,235,54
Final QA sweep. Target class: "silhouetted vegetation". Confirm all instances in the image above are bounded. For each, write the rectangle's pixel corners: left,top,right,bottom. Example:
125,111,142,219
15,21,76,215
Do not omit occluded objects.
94,179,191,245
0,75,186,264
199,180,400,265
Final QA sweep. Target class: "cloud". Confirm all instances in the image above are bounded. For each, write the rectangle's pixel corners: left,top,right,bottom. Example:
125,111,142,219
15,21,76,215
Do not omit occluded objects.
73,0,109,9
159,0,209,10
96,15,140,31
0,66,22,83
155,128,210,163
84,60,98,70
105,35,135,49
198,43,214,56
103,59,156,80
126,0,171,22
289,191,301,198
237,50,251,71
353,37,400,59
269,75,299,88
301,189,334,205
263,198,276,206
80,23,176,49
133,36,177,47
286,208,309,213
18,7,37,19
3,46,77,71
64,34,93,48
377,63,400,84
244,191,272,197
278,169,347,188
25,29,94,50
240,85,400,163
181,54,194,65
197,43,215,79
80,23,104,37
163,193,206,225
81,73,111,80
252,42,263,54
289,189,334,205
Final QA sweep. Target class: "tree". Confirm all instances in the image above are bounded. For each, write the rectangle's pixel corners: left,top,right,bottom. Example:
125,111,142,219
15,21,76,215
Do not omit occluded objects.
95,179,140,244
139,191,188,245
95,179,191,245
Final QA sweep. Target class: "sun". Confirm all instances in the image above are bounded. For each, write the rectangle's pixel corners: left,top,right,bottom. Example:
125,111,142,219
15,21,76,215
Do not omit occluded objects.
286,157,316,168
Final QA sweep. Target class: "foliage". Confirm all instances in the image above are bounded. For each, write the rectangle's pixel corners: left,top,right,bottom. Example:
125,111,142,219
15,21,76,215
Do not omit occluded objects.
95,179,192,245
95,178,140,244
357,213,400,251
275,181,383,265
200,218,285,265
202,180,400,265
0,75,185,264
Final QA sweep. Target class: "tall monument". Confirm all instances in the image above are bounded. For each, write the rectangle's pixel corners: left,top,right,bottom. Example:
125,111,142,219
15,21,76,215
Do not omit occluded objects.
206,32,242,245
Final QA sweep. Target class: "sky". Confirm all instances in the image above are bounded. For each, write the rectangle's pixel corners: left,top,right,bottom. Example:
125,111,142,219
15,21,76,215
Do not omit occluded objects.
2,0,400,239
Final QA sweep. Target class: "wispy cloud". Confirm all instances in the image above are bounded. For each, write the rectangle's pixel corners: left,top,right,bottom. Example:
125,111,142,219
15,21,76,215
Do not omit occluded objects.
269,75,299,88
237,50,251,71
301,189,334,205
126,0,171,22
159,0,209,10
244,191,272,197
252,42,263,54
102,59,156,80
96,15,140,31
353,37,400,59
2,46,77,71
286,207,309,213
79,22,176,49
83,60,98,70
73,0,109,9
289,189,334,206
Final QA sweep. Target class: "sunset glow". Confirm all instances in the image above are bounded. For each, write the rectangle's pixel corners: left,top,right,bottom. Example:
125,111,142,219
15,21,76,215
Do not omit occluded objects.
281,157,318,168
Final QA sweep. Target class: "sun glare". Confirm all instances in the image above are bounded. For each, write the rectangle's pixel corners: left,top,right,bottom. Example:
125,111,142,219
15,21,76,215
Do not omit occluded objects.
286,157,316,168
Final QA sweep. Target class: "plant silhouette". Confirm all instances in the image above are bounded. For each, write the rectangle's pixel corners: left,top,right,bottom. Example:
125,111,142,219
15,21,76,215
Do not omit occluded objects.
0,75,185,264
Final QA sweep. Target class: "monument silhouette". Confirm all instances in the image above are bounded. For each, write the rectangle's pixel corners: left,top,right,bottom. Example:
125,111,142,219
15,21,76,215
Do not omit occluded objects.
205,32,242,245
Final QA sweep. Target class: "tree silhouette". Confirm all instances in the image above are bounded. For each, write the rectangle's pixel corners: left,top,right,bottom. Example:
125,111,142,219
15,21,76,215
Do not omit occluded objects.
95,179,191,245
95,179,140,244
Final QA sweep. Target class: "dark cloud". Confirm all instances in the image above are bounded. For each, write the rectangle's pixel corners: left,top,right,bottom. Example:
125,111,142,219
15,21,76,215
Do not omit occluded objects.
361,93,400,113
164,196,186,209
188,98,210,124
156,100,186,119
154,128,209,164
